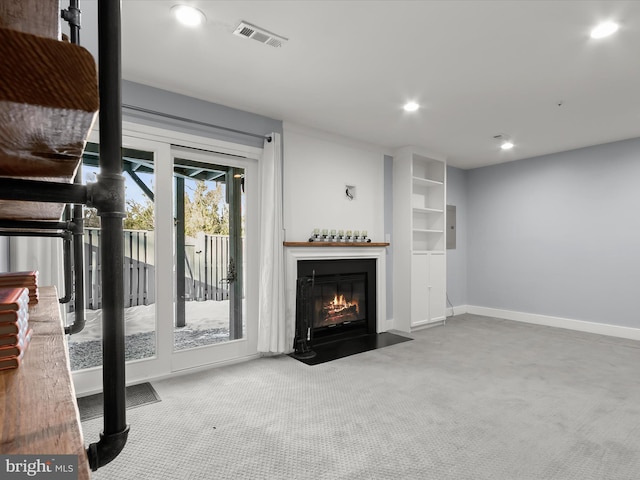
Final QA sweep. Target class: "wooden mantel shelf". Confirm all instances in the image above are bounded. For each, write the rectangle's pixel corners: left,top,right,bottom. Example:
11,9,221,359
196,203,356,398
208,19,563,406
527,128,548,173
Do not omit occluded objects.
284,242,390,247
0,286,90,479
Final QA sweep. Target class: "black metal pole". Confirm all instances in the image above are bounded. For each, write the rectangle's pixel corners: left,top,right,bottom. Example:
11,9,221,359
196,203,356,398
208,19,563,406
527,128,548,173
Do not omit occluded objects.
0,219,72,230
0,178,88,204
0,231,69,238
60,229,73,303
59,0,86,333
65,195,86,333
87,0,129,471
61,0,81,44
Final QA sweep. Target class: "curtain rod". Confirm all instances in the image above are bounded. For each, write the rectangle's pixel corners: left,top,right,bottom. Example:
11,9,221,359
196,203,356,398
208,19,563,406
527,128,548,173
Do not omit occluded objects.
122,104,272,142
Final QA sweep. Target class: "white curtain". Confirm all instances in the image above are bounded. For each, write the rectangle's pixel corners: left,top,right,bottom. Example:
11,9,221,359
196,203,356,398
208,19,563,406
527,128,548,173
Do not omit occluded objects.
9,236,65,291
257,132,287,353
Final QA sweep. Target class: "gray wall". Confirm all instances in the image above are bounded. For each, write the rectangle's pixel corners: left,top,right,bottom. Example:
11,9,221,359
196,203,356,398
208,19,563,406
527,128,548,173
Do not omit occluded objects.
446,166,468,308
467,137,640,328
384,155,393,320
122,81,283,148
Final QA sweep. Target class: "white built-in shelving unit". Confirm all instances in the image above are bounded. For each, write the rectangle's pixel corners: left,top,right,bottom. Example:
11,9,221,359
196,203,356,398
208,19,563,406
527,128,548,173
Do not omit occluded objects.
393,147,446,331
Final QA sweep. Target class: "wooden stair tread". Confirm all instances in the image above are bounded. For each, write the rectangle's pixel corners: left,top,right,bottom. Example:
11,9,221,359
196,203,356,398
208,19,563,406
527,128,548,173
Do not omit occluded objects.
0,0,60,40
0,26,98,221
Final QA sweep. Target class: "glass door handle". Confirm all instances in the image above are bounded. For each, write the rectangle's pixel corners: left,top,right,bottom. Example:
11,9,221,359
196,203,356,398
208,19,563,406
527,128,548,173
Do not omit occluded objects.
221,258,237,283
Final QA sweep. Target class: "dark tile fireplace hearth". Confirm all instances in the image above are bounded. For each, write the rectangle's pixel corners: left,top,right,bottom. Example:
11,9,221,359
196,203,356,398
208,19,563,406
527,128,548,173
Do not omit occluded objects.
291,258,411,365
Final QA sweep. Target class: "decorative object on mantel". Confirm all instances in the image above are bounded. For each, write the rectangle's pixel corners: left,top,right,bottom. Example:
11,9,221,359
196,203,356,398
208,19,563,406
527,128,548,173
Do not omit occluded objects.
284,242,390,247
308,228,372,243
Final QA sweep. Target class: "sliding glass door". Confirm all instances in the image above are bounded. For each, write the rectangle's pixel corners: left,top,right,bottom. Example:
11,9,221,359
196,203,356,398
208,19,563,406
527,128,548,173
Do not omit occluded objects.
172,154,245,351
71,127,260,394
67,141,157,372
169,146,257,371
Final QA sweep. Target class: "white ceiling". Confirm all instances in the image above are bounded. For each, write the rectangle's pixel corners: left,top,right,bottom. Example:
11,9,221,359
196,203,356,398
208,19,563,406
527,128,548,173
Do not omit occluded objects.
77,0,640,169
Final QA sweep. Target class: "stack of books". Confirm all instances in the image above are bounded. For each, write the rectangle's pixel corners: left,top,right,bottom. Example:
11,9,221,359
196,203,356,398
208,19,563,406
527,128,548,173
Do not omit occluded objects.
0,270,38,305
0,287,32,371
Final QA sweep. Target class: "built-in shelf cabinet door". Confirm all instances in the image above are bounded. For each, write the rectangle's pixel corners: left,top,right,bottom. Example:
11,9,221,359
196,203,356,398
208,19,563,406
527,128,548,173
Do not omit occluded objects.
428,253,446,322
411,253,429,325
393,147,447,332
410,252,446,327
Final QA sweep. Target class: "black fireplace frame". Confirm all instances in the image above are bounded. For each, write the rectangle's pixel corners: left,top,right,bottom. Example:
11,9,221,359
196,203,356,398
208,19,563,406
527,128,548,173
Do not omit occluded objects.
296,258,377,346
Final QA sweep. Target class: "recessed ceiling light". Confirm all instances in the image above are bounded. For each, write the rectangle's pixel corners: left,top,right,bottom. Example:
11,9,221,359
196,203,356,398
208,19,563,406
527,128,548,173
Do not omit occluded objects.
403,101,420,112
172,5,206,27
590,21,619,39
493,133,514,150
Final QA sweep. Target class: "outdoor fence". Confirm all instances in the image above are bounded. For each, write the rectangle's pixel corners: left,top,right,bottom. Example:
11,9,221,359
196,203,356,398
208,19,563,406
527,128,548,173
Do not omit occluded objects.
186,231,232,303
76,228,231,310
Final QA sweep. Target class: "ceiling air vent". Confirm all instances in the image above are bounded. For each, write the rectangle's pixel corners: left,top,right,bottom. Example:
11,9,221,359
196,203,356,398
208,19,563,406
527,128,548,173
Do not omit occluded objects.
233,21,287,48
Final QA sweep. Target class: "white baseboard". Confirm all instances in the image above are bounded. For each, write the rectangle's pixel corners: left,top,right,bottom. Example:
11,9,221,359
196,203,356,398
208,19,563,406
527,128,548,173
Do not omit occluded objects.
466,305,640,341
74,353,261,397
448,304,469,316
381,317,395,332
411,319,445,332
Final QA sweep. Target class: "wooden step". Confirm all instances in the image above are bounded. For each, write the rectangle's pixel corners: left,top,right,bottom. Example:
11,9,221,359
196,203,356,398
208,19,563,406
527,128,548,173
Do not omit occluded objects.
0,26,98,220
0,0,60,40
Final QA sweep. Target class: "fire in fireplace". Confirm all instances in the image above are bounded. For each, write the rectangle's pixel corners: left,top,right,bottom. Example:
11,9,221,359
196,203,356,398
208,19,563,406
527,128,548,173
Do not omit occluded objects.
293,258,376,357
312,274,366,328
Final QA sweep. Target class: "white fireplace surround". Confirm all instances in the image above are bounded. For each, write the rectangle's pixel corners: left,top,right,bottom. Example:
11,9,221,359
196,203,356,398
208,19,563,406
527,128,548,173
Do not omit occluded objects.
284,246,388,353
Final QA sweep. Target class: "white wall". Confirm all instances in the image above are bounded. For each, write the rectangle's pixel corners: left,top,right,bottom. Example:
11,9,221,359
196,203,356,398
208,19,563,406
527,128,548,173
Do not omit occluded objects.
283,123,387,242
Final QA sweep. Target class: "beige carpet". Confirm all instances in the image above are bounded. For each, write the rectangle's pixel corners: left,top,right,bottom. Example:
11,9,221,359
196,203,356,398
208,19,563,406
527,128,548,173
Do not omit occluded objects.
82,314,640,479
